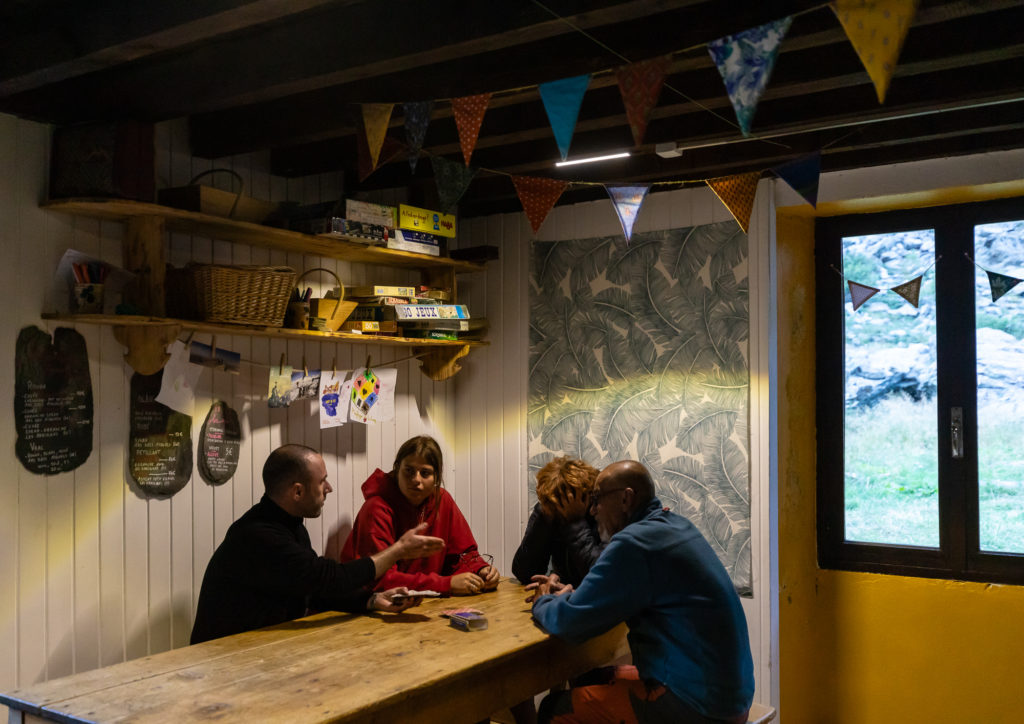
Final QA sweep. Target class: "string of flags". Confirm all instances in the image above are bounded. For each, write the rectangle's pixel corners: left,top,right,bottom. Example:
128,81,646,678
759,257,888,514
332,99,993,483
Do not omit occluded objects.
354,0,919,239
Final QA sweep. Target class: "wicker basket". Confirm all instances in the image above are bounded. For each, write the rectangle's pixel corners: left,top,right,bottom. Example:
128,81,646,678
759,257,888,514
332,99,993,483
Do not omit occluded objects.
191,263,297,326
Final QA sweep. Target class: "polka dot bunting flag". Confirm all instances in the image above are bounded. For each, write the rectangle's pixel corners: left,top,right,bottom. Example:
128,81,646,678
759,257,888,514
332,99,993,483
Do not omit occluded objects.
706,171,761,233
512,175,569,235
451,93,491,166
615,55,670,147
833,0,919,104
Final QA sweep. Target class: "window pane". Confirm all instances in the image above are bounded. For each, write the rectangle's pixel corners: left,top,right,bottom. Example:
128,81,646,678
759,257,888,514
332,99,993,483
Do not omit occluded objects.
974,221,1024,554
842,230,939,546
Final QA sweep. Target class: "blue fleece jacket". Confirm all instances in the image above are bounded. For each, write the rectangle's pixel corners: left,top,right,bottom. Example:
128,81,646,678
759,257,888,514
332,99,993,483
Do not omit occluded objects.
531,497,754,720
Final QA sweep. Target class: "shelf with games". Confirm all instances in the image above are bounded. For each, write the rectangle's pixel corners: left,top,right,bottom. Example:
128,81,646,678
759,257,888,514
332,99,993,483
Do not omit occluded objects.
41,198,489,381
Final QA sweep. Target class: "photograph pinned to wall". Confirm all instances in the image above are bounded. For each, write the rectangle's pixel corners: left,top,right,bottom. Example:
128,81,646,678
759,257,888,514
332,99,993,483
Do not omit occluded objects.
318,369,353,428
156,340,203,415
292,368,322,400
268,363,294,408
349,366,397,424
189,341,242,373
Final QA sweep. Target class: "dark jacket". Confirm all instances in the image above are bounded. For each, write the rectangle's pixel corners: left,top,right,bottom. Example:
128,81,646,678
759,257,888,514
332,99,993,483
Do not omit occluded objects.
512,502,604,587
191,495,375,644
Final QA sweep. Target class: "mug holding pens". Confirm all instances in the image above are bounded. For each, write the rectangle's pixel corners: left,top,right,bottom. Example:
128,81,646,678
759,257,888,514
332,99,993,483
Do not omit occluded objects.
286,285,312,329
71,262,109,313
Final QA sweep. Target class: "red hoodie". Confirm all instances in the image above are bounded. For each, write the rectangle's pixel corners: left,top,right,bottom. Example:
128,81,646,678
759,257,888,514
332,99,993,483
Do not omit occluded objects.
338,468,484,593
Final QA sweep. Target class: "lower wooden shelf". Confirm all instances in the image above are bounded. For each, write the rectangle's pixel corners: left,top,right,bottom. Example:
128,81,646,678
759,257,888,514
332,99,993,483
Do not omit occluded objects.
42,313,486,380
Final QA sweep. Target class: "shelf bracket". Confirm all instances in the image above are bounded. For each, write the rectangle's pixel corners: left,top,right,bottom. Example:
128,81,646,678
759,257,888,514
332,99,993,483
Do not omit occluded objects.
416,345,471,381
113,324,181,375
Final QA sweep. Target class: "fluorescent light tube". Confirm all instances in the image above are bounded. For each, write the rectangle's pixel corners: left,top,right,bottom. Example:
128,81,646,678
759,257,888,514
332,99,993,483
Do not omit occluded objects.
555,152,630,167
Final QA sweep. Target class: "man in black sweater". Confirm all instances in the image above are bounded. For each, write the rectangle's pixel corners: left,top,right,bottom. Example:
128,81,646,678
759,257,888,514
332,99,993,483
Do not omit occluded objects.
191,444,444,644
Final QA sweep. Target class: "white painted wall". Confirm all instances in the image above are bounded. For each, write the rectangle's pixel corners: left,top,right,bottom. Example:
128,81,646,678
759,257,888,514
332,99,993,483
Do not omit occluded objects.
1,111,782,714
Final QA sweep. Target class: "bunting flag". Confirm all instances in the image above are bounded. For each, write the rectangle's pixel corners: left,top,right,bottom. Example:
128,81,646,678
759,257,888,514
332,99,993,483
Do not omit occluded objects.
890,275,922,307
772,151,821,207
538,74,591,161
706,171,761,233
707,17,792,137
357,129,405,182
615,56,670,147
361,103,394,170
833,0,918,104
451,93,491,166
403,100,434,173
512,175,569,234
986,269,1023,302
606,185,650,242
432,155,478,213
848,280,881,310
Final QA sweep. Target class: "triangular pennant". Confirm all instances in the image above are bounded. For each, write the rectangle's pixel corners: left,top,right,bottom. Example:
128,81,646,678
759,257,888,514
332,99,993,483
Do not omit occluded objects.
538,74,591,161
432,155,478,214
890,275,922,307
615,56,670,147
834,0,918,103
706,171,761,233
848,280,881,311
403,100,434,173
707,17,792,137
361,103,394,169
606,185,650,242
451,93,491,166
511,175,568,235
986,269,1023,302
357,128,405,182
772,151,821,207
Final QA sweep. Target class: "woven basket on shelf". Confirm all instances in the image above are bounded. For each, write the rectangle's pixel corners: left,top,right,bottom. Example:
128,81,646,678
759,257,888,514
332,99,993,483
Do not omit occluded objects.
190,263,297,326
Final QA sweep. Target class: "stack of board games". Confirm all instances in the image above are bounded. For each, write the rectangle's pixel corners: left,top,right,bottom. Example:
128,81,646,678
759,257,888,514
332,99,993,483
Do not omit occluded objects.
343,284,484,340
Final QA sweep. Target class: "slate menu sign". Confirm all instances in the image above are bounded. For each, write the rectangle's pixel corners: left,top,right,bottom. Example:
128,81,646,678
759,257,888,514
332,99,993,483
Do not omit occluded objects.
15,326,93,475
198,400,240,485
129,371,192,496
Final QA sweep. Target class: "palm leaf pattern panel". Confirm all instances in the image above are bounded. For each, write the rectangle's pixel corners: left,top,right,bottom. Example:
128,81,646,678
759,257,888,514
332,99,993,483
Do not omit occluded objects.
528,220,751,592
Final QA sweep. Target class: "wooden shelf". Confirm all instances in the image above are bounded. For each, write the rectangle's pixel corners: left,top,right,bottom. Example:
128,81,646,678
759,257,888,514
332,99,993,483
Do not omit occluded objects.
42,198,486,273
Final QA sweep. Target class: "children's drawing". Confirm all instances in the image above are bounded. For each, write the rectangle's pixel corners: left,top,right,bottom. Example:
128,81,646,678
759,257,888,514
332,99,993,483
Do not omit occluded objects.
348,366,397,424
318,369,352,428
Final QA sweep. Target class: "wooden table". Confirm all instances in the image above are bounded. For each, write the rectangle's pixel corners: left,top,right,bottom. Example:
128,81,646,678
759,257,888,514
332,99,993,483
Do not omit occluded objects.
1,580,628,723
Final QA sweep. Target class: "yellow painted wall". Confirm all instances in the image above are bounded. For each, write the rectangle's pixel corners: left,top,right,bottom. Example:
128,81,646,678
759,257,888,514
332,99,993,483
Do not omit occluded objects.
777,186,1024,724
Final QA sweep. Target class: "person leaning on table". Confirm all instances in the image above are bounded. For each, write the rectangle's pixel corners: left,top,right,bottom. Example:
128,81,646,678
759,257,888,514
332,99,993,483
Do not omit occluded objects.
527,460,754,724
190,444,444,644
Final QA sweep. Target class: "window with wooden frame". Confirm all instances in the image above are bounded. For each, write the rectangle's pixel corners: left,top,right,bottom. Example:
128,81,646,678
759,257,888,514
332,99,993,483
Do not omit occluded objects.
816,197,1024,584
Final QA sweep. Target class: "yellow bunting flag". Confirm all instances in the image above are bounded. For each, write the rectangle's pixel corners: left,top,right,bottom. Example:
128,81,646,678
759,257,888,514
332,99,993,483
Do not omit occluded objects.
706,171,761,233
361,103,394,169
511,175,568,235
452,93,492,166
833,0,919,103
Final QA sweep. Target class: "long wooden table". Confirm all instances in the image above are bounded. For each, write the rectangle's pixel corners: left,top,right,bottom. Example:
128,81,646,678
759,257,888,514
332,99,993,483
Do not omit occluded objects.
1,580,628,723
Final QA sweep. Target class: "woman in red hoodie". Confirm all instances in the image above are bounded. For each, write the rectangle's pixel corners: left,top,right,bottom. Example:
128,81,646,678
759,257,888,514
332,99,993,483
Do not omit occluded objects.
338,435,500,595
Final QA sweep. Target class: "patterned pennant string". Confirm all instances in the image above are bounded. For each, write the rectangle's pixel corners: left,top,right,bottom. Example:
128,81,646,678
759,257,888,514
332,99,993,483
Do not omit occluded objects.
986,270,1023,302
890,275,922,307
834,0,919,103
615,56,670,147
538,74,591,161
361,103,394,170
707,17,792,137
606,185,650,242
706,171,761,233
772,151,821,207
511,175,569,235
432,155,478,214
848,280,881,311
403,101,434,173
451,93,491,166
357,128,405,182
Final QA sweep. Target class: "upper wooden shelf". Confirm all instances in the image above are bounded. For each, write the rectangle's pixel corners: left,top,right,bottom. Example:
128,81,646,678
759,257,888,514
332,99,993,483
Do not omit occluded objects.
42,198,486,273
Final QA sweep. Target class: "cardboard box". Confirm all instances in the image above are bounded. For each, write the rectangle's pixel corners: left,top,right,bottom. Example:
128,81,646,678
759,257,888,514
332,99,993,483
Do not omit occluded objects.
399,204,456,238
346,199,397,227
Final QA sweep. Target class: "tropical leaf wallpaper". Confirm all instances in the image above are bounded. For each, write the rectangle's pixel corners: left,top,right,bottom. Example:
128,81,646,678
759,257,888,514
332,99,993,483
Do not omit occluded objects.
528,220,751,592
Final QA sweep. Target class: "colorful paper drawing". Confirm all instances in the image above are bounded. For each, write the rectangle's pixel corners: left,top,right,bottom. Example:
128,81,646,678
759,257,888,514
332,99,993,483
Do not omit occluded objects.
268,364,294,408
348,366,397,424
318,369,352,428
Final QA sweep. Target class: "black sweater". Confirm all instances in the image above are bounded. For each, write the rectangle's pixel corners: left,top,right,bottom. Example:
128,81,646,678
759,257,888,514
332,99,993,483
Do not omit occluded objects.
511,502,604,587
191,495,375,644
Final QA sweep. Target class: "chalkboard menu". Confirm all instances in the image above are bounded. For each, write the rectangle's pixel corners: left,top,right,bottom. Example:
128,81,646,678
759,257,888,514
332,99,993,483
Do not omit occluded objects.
15,326,93,475
198,400,240,485
129,371,192,496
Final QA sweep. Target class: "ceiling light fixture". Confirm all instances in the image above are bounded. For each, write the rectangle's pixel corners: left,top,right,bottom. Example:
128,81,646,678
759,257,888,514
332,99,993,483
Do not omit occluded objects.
555,151,630,167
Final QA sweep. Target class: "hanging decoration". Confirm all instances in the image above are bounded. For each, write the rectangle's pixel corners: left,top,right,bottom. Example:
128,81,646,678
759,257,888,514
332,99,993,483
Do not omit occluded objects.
357,127,405,182
452,92,492,166
772,151,821,207
432,155,478,213
403,100,434,172
848,280,881,311
890,275,923,307
606,184,650,242
706,171,762,233
833,0,919,103
707,17,792,137
538,74,591,161
985,269,1023,302
512,175,569,234
361,103,394,169
615,55,671,147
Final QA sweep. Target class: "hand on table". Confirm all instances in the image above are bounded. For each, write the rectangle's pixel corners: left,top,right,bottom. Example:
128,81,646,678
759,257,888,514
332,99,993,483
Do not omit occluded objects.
450,571,487,595
524,573,574,603
369,587,423,612
478,565,501,591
